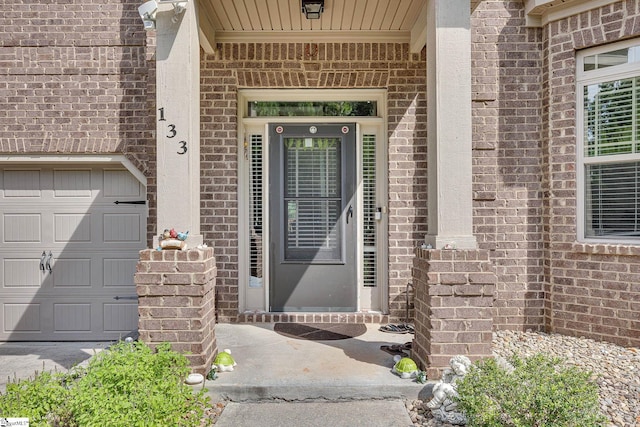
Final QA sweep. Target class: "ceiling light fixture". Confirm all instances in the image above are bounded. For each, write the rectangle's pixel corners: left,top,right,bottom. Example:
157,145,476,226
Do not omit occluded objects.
301,0,324,20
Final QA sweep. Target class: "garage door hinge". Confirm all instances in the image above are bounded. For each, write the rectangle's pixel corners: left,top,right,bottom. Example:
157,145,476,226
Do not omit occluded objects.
114,200,146,205
114,296,139,301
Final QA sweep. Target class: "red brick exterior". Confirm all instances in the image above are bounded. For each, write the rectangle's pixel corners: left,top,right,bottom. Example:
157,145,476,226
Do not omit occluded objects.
540,0,640,347
201,43,427,322
2,0,639,355
135,248,217,374
467,0,640,348
412,249,496,377
0,0,158,241
471,1,546,333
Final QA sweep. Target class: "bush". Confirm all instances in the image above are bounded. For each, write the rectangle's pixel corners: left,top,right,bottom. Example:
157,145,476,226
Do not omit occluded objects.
0,341,211,427
454,354,607,427
0,370,73,426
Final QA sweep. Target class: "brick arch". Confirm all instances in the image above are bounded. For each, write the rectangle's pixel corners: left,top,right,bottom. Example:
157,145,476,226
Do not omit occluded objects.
236,69,390,88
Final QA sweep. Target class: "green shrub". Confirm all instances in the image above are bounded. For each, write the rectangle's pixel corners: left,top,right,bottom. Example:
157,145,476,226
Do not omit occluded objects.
0,341,211,427
0,370,73,426
454,354,607,427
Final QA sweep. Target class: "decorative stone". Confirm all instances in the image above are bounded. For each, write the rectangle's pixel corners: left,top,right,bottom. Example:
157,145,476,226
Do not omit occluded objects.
185,373,204,385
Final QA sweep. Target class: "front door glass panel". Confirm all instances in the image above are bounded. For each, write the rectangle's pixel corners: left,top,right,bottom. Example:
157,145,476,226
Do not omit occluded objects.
284,137,341,261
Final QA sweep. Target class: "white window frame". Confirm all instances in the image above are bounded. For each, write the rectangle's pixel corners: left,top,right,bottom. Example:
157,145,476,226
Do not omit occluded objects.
237,89,388,314
576,38,640,244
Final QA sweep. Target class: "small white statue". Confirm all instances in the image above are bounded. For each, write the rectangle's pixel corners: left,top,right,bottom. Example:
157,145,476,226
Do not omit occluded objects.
427,355,472,425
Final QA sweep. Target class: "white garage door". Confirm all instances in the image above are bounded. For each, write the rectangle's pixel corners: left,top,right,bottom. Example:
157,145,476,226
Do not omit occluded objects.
0,165,146,341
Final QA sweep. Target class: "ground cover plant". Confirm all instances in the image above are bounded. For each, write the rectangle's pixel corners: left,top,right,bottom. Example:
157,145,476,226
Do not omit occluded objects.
454,353,607,427
0,341,211,427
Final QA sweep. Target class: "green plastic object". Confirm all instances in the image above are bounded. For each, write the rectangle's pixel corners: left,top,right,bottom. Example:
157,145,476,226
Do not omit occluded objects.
213,349,237,372
393,356,419,379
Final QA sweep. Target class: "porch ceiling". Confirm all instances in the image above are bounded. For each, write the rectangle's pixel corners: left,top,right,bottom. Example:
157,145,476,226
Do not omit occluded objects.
196,0,484,54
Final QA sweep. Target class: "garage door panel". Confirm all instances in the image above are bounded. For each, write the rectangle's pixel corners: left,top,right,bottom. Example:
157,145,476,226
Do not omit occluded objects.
53,169,92,198
103,169,143,198
104,213,142,242
3,259,42,288
54,303,92,332
103,303,138,332
3,214,42,242
3,170,42,198
54,213,92,242
104,258,138,287
52,258,91,288
1,297,138,340
4,303,41,333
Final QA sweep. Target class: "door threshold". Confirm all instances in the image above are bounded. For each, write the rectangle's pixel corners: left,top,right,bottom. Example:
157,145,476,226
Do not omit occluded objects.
236,311,389,324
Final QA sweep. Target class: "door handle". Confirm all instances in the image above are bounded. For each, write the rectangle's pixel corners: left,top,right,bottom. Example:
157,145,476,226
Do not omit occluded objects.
346,205,353,224
40,251,46,271
45,251,53,273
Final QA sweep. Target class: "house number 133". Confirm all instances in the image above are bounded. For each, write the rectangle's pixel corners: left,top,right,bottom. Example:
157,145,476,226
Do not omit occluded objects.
158,107,187,155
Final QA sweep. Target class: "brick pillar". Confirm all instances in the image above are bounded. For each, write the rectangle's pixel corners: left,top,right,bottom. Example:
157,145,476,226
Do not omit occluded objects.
135,247,217,375
412,248,496,378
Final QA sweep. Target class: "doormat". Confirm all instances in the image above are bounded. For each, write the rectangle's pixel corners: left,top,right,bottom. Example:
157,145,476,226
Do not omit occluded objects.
274,323,367,341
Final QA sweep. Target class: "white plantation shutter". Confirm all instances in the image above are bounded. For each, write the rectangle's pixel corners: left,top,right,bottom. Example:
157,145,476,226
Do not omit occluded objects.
249,134,264,282
362,134,377,287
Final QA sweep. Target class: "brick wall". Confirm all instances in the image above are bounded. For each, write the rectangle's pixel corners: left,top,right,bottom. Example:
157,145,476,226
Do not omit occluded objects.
135,247,217,373
200,43,427,321
0,0,157,243
5,0,638,347
471,1,546,331
412,249,496,377
541,0,640,347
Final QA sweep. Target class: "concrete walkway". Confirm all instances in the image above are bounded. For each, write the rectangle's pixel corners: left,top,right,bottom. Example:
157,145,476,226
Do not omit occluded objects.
207,323,433,426
215,400,414,427
0,323,433,425
0,341,108,393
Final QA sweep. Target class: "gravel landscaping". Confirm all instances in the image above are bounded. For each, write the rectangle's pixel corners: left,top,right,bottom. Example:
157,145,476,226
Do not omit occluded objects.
407,330,640,427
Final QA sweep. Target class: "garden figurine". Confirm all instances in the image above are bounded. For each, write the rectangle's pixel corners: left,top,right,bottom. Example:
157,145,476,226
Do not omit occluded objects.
392,355,419,379
427,355,472,425
212,349,237,372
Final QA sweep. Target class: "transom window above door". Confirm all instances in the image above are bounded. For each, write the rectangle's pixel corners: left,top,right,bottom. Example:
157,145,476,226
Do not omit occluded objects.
248,101,377,117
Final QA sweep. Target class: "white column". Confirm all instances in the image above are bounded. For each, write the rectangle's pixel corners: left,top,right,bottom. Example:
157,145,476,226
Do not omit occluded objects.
424,0,477,250
154,2,203,247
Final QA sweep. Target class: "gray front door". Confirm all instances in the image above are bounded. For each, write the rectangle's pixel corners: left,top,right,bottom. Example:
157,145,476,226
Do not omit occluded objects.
269,123,356,311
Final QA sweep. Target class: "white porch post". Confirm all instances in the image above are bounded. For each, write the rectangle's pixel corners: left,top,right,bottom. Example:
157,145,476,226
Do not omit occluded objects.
424,0,477,250
154,3,203,246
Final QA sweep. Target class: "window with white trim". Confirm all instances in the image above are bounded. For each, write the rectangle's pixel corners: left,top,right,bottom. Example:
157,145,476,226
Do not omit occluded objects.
578,41,640,241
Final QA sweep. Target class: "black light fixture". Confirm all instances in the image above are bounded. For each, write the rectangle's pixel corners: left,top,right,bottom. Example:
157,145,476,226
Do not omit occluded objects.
301,0,324,19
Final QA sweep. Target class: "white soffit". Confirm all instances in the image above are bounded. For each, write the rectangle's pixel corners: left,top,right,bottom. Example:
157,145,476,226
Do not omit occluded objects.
196,0,482,53
525,0,620,27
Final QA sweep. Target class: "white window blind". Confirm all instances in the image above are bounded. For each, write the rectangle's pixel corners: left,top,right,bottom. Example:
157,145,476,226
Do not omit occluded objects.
586,163,640,237
284,137,342,260
579,41,640,240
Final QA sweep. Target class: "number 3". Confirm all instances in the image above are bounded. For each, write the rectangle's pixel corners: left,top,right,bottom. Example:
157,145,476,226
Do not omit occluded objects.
166,124,177,138
177,141,187,155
